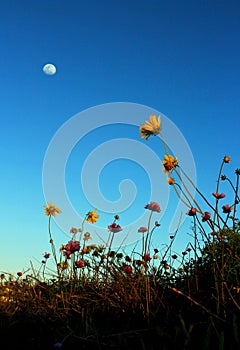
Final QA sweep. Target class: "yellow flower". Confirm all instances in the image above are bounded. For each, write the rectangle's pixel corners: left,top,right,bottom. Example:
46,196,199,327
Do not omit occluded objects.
139,114,161,141
58,261,69,270
167,177,175,185
224,155,230,163
43,201,61,217
60,244,66,252
86,209,99,224
162,155,178,174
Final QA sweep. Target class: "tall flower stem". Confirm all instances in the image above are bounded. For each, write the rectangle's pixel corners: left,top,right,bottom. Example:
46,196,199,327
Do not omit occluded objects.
48,216,60,277
145,211,153,255
178,165,227,228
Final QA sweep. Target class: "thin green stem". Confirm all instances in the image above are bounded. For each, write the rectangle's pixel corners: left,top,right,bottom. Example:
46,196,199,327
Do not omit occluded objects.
145,211,153,255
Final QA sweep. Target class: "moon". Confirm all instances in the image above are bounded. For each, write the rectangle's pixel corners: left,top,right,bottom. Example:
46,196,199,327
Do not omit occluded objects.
43,63,56,75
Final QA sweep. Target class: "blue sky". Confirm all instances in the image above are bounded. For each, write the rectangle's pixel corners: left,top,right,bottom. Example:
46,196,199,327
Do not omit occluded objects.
1,0,239,275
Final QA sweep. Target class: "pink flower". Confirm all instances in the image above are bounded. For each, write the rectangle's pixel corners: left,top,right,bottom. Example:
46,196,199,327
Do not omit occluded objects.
75,260,84,268
138,226,148,233
202,212,211,222
143,253,151,262
63,250,72,258
17,272,22,277
44,252,50,259
65,240,80,253
212,192,226,199
108,222,122,233
70,227,78,234
144,201,161,212
187,208,197,216
122,265,132,274
222,204,233,213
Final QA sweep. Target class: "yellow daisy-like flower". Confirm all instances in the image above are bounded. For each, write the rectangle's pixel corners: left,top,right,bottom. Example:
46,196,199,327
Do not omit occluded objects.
86,209,99,224
167,177,175,185
139,114,161,141
60,244,66,252
43,201,61,217
162,155,178,174
223,155,230,163
58,261,69,270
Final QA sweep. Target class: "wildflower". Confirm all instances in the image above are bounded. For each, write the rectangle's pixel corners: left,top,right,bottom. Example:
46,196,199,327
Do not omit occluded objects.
65,240,80,253
182,251,187,256
172,254,177,259
63,250,71,259
60,244,66,252
202,212,211,222
122,265,132,274
70,227,78,234
222,204,233,213
17,272,22,277
88,243,97,249
170,235,174,239
212,192,226,199
144,201,161,212
155,221,161,226
135,259,143,266
108,250,116,258
108,222,122,233
86,209,99,224
154,248,159,254
83,245,91,254
162,154,178,174
83,232,92,242
187,208,197,216
58,261,69,270
224,155,230,163
138,226,148,233
139,114,161,141
44,252,50,259
186,248,191,252
43,201,61,217
143,253,151,262
75,260,84,268
236,169,240,175
125,255,132,262
1,274,5,280
114,215,120,220
167,177,175,185
153,255,158,259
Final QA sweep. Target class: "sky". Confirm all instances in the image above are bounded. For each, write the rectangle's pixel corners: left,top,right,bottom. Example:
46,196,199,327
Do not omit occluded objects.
0,0,239,276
